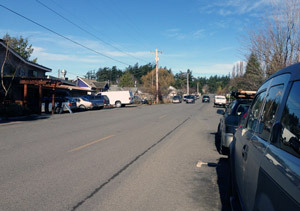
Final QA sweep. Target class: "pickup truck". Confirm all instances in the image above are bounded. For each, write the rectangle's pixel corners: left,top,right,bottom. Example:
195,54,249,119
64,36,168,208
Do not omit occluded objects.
214,95,227,107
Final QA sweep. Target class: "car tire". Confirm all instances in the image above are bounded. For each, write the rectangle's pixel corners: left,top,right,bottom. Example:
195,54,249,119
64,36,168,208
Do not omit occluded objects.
55,107,63,114
79,105,86,111
115,101,121,108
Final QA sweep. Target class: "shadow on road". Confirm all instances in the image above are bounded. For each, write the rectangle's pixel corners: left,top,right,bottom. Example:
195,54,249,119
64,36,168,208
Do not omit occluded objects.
215,158,231,211
0,114,50,125
211,131,221,154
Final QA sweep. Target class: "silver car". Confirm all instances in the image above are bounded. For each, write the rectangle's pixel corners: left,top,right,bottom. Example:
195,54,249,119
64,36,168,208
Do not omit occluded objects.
230,64,300,210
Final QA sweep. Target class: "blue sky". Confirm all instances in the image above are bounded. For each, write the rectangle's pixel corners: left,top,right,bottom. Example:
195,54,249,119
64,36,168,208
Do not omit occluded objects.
0,0,273,79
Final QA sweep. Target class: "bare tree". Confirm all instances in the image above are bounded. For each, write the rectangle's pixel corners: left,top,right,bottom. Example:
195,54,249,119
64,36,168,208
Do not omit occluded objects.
232,65,236,78
239,61,244,76
1,41,20,102
247,0,300,77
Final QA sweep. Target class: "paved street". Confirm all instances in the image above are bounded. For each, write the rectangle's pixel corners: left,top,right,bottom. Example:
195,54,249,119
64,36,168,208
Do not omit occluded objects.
0,100,230,211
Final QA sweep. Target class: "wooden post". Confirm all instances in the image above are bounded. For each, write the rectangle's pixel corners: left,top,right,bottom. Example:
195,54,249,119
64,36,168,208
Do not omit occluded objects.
39,84,42,114
52,86,55,115
24,84,28,107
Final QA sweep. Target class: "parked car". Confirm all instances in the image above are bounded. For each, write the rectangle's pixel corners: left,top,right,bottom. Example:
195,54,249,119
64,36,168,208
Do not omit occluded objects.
141,98,149,104
83,95,104,109
183,95,188,101
96,94,110,107
172,96,182,103
73,96,94,111
202,95,210,103
214,95,227,107
101,95,110,107
217,95,254,155
42,96,77,114
98,91,133,108
230,63,300,211
185,95,195,104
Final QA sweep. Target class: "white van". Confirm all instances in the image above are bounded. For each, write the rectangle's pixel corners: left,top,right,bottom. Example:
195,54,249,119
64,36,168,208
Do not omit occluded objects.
98,91,134,108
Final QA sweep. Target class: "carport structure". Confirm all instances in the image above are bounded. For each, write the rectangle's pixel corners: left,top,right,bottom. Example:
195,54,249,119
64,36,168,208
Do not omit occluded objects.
19,78,62,115
19,78,90,114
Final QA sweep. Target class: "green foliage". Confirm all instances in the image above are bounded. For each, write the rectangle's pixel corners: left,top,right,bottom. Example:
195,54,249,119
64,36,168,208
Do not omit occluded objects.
86,63,155,85
3,33,37,62
95,66,123,83
126,63,155,84
244,53,264,90
205,75,230,93
118,71,134,87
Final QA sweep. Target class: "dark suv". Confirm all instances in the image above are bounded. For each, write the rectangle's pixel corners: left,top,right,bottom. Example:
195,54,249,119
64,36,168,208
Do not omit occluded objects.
217,98,253,155
202,95,210,103
230,63,300,210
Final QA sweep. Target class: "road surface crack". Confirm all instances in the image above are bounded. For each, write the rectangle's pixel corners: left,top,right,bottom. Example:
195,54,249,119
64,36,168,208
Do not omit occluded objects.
71,117,190,210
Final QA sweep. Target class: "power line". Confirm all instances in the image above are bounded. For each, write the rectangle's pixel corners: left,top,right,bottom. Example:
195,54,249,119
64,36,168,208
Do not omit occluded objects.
87,0,152,55
36,0,149,63
0,4,131,66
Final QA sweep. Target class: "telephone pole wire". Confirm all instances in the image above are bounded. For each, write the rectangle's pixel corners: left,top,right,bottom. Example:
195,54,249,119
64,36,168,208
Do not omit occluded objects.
151,49,162,104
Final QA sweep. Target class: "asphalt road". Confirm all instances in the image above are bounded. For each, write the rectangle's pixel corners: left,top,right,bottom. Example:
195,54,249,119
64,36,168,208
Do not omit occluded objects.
0,99,230,211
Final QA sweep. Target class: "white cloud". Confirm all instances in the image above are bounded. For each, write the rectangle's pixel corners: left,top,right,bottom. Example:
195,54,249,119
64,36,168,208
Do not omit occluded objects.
164,28,186,40
31,46,104,63
199,0,273,16
106,51,151,57
193,29,205,39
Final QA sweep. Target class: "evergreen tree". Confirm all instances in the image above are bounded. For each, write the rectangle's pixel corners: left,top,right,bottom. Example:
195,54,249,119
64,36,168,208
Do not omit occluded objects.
3,33,37,62
119,71,134,87
244,53,264,90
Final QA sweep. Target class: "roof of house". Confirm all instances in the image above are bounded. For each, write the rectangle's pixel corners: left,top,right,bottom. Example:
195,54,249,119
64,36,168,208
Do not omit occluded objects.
0,39,52,72
47,75,76,86
77,77,108,89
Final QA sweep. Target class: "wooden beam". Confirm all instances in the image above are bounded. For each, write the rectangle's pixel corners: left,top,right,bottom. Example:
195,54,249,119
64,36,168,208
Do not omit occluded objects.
24,84,27,107
39,84,42,114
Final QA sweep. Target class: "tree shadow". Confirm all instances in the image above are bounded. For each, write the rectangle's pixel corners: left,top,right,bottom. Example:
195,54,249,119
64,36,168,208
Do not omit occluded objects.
0,114,50,124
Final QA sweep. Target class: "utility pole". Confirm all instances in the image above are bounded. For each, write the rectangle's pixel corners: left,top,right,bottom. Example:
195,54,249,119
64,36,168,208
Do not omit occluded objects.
151,49,162,104
187,71,189,95
197,82,199,94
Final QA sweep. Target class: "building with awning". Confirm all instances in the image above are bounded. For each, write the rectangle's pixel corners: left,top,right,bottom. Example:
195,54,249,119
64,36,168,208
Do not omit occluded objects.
0,39,90,115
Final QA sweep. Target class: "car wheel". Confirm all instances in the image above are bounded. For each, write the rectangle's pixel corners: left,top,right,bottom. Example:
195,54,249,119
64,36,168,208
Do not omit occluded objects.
79,105,86,111
55,107,63,114
229,141,242,210
115,101,121,108
99,106,104,109
220,134,229,155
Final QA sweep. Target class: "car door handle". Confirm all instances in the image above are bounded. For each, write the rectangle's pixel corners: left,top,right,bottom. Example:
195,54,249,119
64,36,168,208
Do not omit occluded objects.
242,145,248,161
